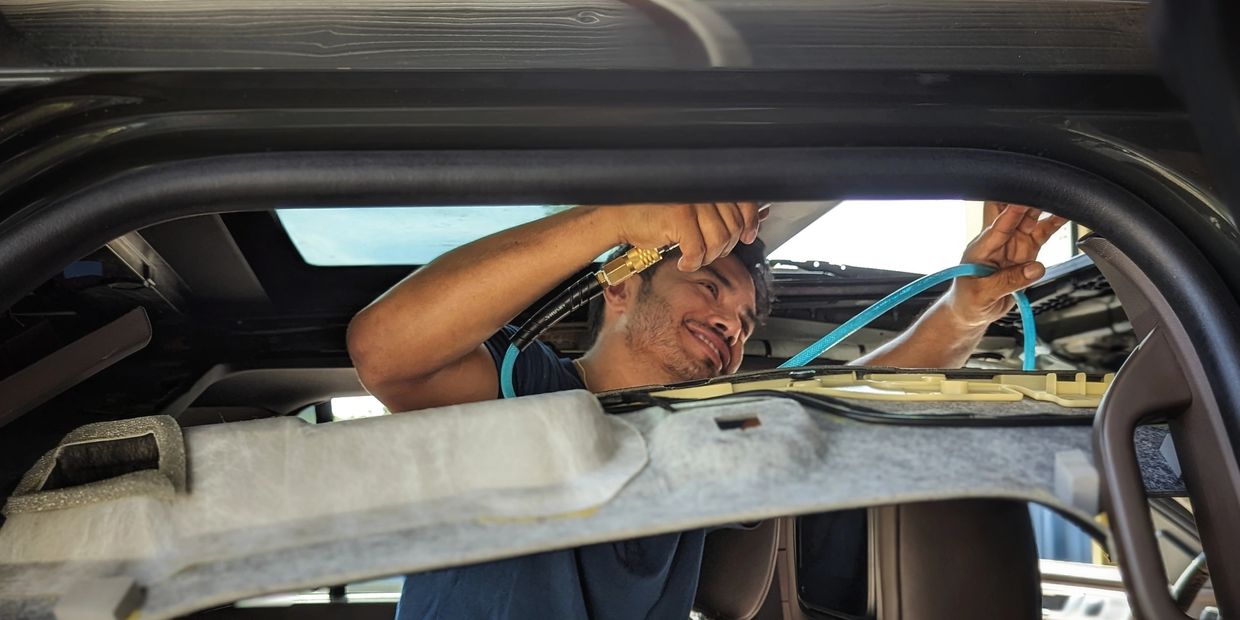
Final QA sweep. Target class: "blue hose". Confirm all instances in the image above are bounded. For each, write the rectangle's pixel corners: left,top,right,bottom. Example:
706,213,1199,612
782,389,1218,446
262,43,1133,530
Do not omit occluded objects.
778,263,1038,371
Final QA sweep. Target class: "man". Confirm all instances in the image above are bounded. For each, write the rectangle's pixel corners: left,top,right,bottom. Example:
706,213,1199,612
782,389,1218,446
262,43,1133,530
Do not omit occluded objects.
347,201,1066,619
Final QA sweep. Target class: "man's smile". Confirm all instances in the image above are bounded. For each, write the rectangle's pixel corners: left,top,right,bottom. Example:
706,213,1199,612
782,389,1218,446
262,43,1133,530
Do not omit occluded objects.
685,320,729,373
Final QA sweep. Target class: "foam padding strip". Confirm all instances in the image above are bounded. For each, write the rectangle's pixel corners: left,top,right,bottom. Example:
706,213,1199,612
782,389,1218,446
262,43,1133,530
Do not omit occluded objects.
4,415,185,515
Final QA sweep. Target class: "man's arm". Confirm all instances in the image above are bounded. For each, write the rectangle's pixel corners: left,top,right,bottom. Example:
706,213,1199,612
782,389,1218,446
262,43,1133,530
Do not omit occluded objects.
854,203,1068,368
347,203,762,412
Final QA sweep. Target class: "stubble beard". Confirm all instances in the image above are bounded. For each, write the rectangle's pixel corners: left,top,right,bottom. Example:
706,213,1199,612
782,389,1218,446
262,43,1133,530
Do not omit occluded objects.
624,287,715,382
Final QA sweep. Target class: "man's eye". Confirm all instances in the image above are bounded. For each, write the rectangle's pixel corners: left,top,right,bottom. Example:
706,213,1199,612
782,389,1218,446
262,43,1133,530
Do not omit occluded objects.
701,282,718,297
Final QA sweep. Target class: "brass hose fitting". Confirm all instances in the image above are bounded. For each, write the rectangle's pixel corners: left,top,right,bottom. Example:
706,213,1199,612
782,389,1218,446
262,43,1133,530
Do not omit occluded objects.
595,247,666,287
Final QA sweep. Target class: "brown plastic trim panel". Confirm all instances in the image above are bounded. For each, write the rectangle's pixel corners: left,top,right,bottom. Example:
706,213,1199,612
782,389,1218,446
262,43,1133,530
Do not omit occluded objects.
1082,237,1240,618
0,307,151,430
873,501,1040,620
694,519,781,620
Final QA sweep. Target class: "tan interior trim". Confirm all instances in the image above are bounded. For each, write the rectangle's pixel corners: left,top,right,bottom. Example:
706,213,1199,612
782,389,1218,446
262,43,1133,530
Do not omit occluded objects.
874,506,900,620
774,513,878,620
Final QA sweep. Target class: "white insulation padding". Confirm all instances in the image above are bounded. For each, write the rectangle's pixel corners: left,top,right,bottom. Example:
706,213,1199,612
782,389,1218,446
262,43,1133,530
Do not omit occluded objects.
0,390,1097,619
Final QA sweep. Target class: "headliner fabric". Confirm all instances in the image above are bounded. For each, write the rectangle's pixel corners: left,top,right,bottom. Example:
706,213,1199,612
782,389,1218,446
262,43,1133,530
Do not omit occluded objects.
0,390,646,564
0,392,1112,619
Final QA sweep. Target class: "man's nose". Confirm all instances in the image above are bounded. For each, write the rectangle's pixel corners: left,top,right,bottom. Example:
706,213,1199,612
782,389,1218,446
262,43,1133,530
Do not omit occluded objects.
711,316,742,345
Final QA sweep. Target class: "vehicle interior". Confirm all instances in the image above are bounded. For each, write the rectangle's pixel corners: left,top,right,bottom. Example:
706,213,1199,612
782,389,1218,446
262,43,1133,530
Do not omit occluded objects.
0,199,1224,620
0,1,1238,620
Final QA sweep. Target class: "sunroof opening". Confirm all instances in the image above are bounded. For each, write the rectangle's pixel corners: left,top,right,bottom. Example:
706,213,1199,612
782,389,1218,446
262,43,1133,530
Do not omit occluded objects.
277,201,1078,271
769,200,1077,274
276,206,570,266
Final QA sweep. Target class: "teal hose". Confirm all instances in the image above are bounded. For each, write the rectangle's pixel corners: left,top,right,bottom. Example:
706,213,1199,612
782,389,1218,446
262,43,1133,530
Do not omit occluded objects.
1014,289,1037,370
778,263,1038,371
503,262,1039,398
501,343,520,399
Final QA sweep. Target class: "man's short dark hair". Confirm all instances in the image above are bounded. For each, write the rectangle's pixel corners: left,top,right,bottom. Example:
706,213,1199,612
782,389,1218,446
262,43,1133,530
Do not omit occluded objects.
585,239,773,346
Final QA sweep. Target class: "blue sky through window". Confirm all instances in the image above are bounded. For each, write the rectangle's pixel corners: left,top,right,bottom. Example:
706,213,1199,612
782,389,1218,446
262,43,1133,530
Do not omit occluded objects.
770,200,1074,274
276,206,569,266
276,202,1073,271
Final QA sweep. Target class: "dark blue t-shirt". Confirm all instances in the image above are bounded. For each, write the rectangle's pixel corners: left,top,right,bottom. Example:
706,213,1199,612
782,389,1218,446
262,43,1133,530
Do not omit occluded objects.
397,327,706,620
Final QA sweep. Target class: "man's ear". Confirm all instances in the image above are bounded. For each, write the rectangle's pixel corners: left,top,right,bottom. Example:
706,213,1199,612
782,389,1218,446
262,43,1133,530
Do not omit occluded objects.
602,278,638,314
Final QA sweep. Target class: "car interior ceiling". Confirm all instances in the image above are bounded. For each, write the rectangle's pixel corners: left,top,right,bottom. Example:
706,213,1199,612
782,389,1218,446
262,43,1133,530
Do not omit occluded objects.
0,147,1234,619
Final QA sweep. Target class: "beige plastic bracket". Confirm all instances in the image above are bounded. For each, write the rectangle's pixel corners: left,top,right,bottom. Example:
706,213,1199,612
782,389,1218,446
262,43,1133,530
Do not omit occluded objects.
654,371,1113,408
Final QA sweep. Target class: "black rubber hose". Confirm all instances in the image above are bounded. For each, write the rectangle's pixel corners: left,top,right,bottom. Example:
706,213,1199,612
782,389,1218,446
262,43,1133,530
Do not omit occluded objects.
510,272,604,351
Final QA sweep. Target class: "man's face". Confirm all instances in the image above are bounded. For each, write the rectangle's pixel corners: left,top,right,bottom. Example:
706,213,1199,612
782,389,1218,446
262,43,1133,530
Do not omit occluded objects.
622,254,758,382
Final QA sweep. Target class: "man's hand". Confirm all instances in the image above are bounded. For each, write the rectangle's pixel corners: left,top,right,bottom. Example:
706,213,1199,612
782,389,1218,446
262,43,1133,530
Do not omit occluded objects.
609,203,767,272
943,202,1069,328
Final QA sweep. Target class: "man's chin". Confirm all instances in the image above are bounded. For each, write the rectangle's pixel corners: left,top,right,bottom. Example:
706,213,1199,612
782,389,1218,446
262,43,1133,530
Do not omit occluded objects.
659,360,715,384
679,358,720,382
